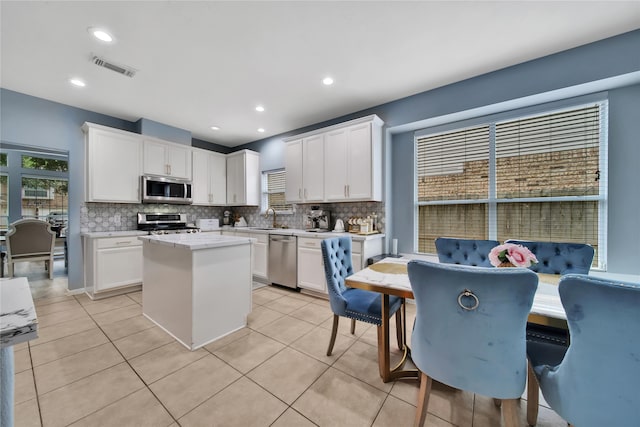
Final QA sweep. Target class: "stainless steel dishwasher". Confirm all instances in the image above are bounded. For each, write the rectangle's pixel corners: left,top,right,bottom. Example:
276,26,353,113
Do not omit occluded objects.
268,235,297,288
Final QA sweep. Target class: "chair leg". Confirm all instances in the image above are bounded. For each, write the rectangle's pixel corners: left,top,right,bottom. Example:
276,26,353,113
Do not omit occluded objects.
501,398,520,427
414,371,432,427
350,318,356,335
326,315,339,356
527,360,539,426
47,257,53,279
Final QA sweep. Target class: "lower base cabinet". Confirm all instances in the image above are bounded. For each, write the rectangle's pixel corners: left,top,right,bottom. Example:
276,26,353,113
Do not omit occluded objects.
297,238,326,293
84,234,143,299
297,236,378,294
250,233,268,280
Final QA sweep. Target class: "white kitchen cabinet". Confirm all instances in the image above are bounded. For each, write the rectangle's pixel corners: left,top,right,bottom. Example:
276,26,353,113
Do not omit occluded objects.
324,117,383,201
192,148,227,205
296,234,384,295
143,138,192,179
226,150,260,206
83,123,142,203
297,237,327,293
283,115,383,203
250,232,268,280
284,134,324,203
83,234,144,299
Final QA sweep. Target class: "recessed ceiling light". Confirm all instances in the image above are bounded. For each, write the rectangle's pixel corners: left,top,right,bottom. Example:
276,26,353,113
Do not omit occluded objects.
69,78,86,87
255,105,265,112
322,77,334,86
258,128,265,133
88,27,114,43
210,126,220,131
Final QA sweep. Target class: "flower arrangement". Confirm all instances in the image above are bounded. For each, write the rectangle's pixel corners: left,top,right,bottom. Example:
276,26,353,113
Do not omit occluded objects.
489,243,538,268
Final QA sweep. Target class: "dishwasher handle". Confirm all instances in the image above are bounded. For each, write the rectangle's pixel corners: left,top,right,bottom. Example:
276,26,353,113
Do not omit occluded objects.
270,236,295,243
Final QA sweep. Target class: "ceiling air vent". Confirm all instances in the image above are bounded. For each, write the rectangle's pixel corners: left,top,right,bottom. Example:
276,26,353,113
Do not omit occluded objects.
91,55,137,78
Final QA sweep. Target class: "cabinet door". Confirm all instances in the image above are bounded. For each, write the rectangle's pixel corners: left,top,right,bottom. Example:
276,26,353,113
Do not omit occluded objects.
226,154,244,204
303,135,325,202
87,129,141,203
191,150,210,204
167,145,191,179
143,140,168,176
324,129,348,201
346,123,373,200
284,140,303,203
251,233,268,280
209,153,227,205
297,246,327,293
96,245,143,291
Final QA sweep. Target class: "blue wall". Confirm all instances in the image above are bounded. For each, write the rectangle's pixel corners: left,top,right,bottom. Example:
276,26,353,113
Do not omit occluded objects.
240,29,640,275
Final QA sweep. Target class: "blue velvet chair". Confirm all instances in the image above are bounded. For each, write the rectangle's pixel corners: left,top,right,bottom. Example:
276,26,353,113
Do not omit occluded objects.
321,237,404,356
505,240,594,275
505,239,595,424
527,274,640,427
435,237,500,267
407,259,538,427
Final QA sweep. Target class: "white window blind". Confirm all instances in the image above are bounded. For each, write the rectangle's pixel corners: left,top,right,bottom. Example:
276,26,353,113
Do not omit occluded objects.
264,170,292,212
415,102,607,268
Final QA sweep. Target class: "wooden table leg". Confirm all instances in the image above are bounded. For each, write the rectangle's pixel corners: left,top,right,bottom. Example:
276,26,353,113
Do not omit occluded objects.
378,294,391,382
377,294,418,383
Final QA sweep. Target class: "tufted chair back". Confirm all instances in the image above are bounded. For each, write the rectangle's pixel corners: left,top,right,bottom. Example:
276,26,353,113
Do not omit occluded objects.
527,275,640,426
505,240,594,275
408,259,538,398
435,237,500,267
320,237,354,316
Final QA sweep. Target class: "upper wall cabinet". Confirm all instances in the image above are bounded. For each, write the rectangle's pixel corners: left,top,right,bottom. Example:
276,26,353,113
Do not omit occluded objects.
283,115,383,203
226,150,260,206
324,119,382,201
192,148,227,206
83,123,142,203
143,138,192,180
284,134,325,203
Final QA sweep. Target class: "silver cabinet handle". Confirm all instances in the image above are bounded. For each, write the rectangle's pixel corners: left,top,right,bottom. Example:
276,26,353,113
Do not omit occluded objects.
344,185,347,197
298,188,302,199
304,188,307,199
115,241,132,245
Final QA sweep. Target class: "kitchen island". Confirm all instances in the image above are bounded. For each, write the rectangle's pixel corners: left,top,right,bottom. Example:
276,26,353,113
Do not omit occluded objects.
139,233,255,350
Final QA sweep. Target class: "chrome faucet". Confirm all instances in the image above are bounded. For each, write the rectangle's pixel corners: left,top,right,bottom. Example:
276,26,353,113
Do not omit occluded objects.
265,208,277,228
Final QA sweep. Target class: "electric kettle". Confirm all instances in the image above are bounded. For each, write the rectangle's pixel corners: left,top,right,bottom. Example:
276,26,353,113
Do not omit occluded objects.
334,219,345,232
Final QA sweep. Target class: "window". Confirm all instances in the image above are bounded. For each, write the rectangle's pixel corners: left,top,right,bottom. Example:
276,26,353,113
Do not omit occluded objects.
416,102,606,269
0,175,8,229
262,169,293,213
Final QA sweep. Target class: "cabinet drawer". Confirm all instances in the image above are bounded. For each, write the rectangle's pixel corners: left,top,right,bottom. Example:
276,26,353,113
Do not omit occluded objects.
250,233,269,243
298,237,322,249
352,240,363,254
96,236,143,249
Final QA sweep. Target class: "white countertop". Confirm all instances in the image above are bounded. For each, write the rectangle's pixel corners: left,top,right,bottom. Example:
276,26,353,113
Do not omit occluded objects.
1,277,38,348
139,233,255,250
228,226,385,241
81,230,148,238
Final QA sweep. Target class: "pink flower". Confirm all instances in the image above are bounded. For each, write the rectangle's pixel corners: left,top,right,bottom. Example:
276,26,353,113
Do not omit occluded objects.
489,244,511,266
506,245,537,267
489,243,538,267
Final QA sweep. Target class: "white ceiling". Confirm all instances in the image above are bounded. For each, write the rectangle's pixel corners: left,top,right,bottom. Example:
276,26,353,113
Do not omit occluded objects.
2,1,639,147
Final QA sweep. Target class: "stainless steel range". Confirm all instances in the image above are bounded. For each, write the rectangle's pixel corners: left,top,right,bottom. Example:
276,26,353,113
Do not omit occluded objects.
137,212,200,235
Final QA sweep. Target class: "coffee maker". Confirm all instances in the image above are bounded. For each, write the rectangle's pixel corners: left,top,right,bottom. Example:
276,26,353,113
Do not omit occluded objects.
304,206,331,231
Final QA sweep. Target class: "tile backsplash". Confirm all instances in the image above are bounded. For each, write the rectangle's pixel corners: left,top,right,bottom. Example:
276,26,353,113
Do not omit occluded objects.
82,201,385,233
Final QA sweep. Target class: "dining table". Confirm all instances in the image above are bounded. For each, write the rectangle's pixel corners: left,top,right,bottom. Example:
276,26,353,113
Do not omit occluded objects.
344,257,566,383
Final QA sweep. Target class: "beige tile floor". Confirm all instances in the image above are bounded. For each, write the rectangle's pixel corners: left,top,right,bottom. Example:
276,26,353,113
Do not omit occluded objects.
10,261,568,426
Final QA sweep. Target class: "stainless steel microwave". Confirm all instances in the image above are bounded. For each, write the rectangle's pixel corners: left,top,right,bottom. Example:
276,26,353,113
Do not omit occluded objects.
141,175,192,204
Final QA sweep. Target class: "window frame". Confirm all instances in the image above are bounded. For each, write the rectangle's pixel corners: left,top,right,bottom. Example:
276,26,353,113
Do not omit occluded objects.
261,168,294,215
414,97,608,270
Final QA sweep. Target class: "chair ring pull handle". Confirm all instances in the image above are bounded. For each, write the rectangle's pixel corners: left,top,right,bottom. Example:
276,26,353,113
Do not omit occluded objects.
457,289,479,311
